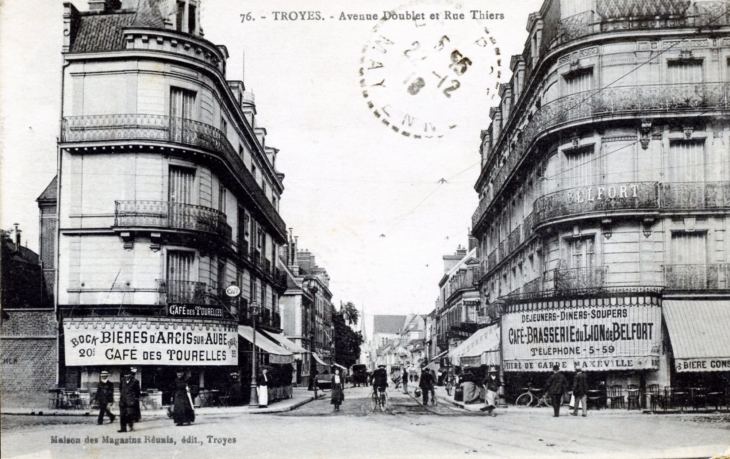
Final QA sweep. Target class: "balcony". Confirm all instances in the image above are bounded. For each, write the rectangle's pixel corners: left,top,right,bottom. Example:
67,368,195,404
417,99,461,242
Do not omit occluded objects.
664,264,730,291
487,249,498,272
534,182,659,228
115,200,231,240
472,82,730,232
61,114,286,241
157,279,216,307
263,258,272,274
508,226,522,253
550,266,608,293
661,182,730,211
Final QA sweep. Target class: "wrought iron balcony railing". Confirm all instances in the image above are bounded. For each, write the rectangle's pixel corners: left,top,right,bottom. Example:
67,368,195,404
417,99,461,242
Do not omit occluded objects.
61,114,286,240
664,264,730,290
534,182,659,227
157,279,213,307
661,182,730,211
508,225,522,253
549,266,608,293
487,249,498,271
472,82,730,231
115,200,231,240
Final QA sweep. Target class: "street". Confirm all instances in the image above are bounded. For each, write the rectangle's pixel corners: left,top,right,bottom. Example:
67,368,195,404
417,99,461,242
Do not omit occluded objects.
2,386,729,459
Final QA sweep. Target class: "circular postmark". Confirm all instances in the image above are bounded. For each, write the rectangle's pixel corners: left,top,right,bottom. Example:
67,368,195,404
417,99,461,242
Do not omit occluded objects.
360,0,504,139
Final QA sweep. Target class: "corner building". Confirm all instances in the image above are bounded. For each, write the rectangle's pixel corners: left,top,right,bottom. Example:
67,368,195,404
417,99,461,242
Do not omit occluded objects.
473,0,730,401
53,0,289,403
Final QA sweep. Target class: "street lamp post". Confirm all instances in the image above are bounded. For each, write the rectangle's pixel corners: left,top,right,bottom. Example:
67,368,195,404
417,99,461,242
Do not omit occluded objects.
303,278,318,398
249,302,261,408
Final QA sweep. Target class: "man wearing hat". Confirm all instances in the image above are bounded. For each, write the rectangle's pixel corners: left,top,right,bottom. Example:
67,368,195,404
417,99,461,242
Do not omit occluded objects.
129,367,142,422
480,367,500,416
95,371,115,425
544,364,569,417
118,368,140,432
371,364,388,395
571,364,588,417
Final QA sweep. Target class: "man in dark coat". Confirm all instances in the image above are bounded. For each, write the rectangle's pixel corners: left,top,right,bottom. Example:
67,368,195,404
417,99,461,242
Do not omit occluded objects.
118,369,140,432
544,364,569,417
95,371,115,425
571,364,588,417
419,367,435,405
130,367,141,422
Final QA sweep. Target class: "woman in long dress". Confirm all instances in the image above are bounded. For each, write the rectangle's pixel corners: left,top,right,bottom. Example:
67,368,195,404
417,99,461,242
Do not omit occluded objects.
330,369,344,411
257,368,269,408
171,371,195,426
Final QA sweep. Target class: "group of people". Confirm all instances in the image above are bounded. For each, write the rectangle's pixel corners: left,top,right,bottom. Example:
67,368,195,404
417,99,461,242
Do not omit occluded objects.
449,366,500,416
95,368,196,431
544,364,588,418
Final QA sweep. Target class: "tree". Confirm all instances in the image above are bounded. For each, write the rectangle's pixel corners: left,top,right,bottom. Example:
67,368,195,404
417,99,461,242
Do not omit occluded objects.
341,301,360,326
333,307,364,369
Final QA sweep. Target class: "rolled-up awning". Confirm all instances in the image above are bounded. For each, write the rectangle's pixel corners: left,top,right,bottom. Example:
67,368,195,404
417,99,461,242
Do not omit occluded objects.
238,326,294,364
333,363,347,370
663,300,730,372
262,332,310,355
312,352,327,366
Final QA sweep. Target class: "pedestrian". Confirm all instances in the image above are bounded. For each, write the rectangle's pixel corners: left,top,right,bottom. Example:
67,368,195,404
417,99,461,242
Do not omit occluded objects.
331,369,345,411
480,367,499,417
118,369,140,432
130,367,141,423
544,364,569,417
257,367,270,408
428,368,437,404
95,370,115,425
571,364,588,417
419,365,434,405
171,370,195,426
402,363,409,394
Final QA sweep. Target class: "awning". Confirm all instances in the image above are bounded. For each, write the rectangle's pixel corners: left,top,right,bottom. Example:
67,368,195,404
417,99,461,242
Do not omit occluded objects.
333,363,347,371
431,350,448,362
449,324,500,366
312,352,328,366
263,332,310,355
238,326,294,364
664,300,730,372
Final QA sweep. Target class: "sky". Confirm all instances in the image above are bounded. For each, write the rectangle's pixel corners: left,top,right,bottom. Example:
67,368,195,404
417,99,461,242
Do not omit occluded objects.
0,0,544,324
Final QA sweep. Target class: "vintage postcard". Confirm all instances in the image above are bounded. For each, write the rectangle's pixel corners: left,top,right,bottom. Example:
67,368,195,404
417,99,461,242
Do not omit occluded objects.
1,0,730,458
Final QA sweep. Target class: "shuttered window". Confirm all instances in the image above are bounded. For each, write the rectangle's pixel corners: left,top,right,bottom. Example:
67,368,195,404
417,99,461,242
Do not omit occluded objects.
170,87,195,119
669,139,705,182
218,184,226,213
564,146,595,188
564,69,592,95
671,232,707,265
169,167,195,204
667,60,703,84
167,251,194,283
568,236,595,269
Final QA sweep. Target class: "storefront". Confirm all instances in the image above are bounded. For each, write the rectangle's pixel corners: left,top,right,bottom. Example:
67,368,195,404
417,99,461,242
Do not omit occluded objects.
448,323,500,368
663,300,730,391
63,317,239,405
500,292,664,402
238,325,295,403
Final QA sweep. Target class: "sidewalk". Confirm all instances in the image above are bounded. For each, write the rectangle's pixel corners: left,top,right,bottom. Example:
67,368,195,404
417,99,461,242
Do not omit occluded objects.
1,387,323,417
432,386,722,416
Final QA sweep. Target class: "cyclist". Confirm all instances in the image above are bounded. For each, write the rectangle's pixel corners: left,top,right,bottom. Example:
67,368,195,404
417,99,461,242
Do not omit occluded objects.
371,364,388,407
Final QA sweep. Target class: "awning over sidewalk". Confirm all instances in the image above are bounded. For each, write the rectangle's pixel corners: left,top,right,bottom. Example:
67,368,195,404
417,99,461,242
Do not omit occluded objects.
238,326,294,364
431,350,448,362
449,324,500,367
333,363,347,371
664,300,730,372
263,332,310,355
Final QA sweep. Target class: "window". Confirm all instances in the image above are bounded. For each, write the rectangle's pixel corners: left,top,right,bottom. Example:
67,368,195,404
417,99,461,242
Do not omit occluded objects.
239,145,244,159
218,184,226,213
669,139,705,182
217,258,226,291
262,181,267,196
252,164,257,181
563,146,595,188
563,68,592,95
170,87,196,142
167,251,194,284
668,60,703,84
175,0,198,34
188,3,197,34
671,232,707,265
237,206,248,250
221,117,228,136
169,166,195,204
567,236,595,269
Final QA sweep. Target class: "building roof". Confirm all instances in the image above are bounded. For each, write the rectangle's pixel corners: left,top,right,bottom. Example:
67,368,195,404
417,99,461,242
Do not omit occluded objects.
373,315,406,335
36,176,58,203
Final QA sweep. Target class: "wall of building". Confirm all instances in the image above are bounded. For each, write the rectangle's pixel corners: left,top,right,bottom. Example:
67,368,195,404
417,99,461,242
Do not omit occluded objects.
0,310,57,393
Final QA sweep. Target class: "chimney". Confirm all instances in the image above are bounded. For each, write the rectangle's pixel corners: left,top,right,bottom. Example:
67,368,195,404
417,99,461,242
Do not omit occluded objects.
13,223,21,253
88,0,121,12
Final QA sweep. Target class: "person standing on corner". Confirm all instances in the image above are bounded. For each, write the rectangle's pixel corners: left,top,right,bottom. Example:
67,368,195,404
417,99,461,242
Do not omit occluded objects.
571,364,588,417
130,367,141,423
95,371,115,425
118,368,140,432
331,368,344,411
480,367,500,417
171,370,195,426
402,362,409,394
544,364,569,417
257,367,270,408
419,364,435,405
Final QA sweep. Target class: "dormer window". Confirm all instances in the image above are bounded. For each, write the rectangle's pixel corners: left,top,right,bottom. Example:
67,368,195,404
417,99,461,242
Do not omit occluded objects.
176,1,199,34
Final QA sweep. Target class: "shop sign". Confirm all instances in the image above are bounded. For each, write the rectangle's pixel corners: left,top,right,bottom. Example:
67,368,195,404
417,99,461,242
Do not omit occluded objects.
502,303,661,372
675,358,730,372
168,304,224,318
63,318,238,366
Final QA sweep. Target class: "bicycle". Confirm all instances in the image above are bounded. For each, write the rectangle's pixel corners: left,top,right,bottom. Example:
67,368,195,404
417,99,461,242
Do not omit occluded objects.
370,386,389,412
515,384,551,408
